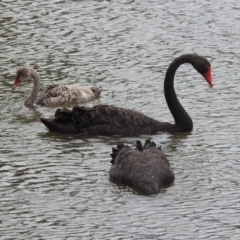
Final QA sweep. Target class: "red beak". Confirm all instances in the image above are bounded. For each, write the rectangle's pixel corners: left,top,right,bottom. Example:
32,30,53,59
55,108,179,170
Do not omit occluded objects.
204,66,213,87
12,77,21,90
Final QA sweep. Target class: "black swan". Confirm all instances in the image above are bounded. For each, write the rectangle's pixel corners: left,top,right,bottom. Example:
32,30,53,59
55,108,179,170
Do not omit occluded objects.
12,66,102,107
40,54,213,136
109,139,175,195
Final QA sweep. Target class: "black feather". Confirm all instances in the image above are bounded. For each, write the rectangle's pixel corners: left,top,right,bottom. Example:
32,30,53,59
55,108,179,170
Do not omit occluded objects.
109,140,175,195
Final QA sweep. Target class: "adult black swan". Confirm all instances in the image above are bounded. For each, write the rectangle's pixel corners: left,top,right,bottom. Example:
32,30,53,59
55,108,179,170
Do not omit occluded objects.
12,67,102,107
109,139,175,195
40,54,213,136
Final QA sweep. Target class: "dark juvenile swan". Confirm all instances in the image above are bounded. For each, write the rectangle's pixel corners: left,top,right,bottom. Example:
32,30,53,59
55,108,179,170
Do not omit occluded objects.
12,66,102,107
109,139,175,195
40,54,213,136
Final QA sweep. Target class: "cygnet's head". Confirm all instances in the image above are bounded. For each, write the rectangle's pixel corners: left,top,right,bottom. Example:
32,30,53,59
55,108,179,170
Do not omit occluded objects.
12,67,32,90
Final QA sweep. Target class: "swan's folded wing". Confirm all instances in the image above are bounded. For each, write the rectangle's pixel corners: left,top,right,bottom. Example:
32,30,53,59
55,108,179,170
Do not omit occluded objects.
40,104,165,136
72,105,159,128
36,85,69,105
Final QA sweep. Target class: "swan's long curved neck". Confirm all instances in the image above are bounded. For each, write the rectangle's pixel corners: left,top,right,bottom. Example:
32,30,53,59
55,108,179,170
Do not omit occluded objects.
24,70,41,107
164,55,194,132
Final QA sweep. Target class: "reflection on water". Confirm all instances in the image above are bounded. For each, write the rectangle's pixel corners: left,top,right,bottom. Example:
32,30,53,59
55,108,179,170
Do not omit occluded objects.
1,0,240,239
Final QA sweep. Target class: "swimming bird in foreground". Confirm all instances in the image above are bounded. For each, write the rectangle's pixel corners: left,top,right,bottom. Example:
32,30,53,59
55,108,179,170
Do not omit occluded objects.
109,139,175,195
12,66,102,107
40,54,213,136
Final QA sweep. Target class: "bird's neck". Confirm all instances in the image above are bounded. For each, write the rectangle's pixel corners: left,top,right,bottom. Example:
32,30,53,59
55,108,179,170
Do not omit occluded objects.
164,55,194,131
24,69,41,107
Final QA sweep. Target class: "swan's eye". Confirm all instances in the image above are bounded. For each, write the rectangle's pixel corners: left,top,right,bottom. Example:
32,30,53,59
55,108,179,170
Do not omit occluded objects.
17,72,25,79
16,74,22,79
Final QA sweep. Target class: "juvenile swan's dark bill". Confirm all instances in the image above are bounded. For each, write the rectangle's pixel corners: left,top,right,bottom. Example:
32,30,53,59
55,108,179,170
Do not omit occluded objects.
109,139,175,195
40,54,213,137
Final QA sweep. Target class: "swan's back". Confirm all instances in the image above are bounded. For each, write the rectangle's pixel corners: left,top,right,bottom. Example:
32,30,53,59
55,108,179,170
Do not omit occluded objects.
109,140,175,195
40,104,173,136
36,84,102,106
